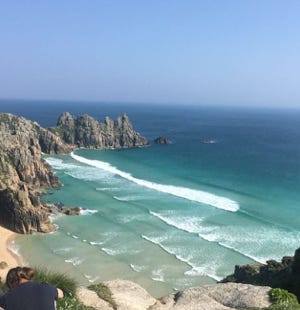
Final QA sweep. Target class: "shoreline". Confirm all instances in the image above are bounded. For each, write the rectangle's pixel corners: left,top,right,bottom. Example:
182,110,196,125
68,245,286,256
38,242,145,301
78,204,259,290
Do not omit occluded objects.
0,226,22,282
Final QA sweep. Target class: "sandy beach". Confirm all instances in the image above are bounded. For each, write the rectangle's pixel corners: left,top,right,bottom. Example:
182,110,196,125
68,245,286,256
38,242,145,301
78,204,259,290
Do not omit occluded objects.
0,226,22,282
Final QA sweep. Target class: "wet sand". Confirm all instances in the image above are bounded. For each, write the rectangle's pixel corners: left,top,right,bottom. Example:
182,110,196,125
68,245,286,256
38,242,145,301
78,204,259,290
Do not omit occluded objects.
0,226,22,282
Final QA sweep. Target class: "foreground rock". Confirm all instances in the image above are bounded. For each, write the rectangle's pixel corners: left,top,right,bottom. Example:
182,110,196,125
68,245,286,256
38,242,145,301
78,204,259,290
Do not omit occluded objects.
222,247,300,302
104,280,157,310
77,287,113,309
78,281,271,310
150,283,271,310
0,112,148,234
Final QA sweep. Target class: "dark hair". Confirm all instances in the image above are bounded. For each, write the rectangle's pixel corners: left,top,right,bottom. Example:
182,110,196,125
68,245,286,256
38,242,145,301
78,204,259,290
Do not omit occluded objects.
6,267,35,289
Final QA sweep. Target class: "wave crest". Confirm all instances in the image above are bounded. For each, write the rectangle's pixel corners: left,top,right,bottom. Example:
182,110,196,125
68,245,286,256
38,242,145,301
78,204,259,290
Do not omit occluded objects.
70,152,239,212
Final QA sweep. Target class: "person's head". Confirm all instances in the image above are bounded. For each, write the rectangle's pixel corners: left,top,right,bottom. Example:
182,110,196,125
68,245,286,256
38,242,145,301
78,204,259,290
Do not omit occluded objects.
6,267,35,289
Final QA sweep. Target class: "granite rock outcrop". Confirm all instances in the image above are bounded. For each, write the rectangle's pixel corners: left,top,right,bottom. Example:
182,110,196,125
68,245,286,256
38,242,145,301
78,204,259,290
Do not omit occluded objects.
53,112,148,149
0,112,148,234
154,137,171,145
0,113,69,233
77,281,271,310
222,247,300,301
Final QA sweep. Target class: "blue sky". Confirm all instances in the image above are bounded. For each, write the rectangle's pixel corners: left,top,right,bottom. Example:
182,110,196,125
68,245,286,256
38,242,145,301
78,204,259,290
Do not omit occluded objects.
0,0,300,107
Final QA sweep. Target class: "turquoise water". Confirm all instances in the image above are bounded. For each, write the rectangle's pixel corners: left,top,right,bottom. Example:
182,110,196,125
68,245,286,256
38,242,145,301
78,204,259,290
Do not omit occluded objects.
3,101,299,297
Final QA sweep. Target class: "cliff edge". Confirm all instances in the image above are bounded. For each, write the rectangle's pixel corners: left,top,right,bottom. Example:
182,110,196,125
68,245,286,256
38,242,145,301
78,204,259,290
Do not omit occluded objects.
222,247,300,301
0,112,148,234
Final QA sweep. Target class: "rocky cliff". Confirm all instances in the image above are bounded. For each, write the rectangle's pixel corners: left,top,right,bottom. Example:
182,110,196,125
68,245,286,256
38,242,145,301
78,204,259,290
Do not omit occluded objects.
52,112,148,149
222,247,300,301
0,112,148,234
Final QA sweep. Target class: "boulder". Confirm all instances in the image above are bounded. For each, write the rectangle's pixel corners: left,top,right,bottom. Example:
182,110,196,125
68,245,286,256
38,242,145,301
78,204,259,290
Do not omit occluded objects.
0,261,8,269
78,281,271,310
77,287,113,310
60,206,81,216
154,137,171,145
104,279,157,310
150,283,271,310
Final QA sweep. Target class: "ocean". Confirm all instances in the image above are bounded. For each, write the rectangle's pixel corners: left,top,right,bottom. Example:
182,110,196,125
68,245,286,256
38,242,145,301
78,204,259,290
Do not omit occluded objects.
1,99,300,297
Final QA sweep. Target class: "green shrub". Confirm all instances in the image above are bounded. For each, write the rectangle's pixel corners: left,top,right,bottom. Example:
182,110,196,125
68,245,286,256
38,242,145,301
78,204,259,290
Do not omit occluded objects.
269,288,299,305
33,267,77,296
56,293,95,310
32,268,95,310
88,283,117,310
268,288,300,310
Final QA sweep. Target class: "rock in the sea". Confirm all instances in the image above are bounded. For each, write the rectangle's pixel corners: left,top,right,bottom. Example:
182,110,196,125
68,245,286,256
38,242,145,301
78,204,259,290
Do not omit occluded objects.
154,136,171,145
60,206,81,216
55,112,149,149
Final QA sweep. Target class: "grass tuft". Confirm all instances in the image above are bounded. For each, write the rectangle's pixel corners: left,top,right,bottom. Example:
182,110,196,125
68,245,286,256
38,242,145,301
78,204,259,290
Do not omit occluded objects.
88,282,117,309
33,267,77,296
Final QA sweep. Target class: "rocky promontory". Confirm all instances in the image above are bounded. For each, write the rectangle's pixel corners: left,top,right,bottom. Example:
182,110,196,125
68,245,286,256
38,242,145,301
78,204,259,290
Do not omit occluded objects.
52,112,148,149
0,112,148,234
222,247,300,301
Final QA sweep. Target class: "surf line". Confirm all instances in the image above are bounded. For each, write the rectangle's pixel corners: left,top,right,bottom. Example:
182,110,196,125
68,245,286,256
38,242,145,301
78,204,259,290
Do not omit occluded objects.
70,152,239,212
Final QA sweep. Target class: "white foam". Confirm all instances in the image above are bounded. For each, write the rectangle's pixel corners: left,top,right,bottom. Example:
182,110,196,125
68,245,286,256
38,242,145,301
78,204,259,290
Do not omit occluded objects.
84,274,100,283
151,269,165,282
65,257,84,266
44,157,79,170
130,264,146,272
203,140,218,144
80,209,98,215
96,187,118,191
184,265,222,281
8,240,21,257
113,195,139,202
142,235,192,268
71,152,239,212
150,211,203,234
116,214,144,224
53,247,72,254
101,247,125,256
72,235,79,239
197,224,300,264
88,276,99,283
89,241,104,246
142,234,223,280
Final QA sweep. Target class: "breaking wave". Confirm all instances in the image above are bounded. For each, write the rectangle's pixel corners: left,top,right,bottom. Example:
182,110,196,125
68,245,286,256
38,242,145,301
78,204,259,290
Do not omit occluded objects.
71,152,239,212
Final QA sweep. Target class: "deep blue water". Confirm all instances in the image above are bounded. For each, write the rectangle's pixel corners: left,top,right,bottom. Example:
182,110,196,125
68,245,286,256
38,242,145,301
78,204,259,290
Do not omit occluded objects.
1,99,300,297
